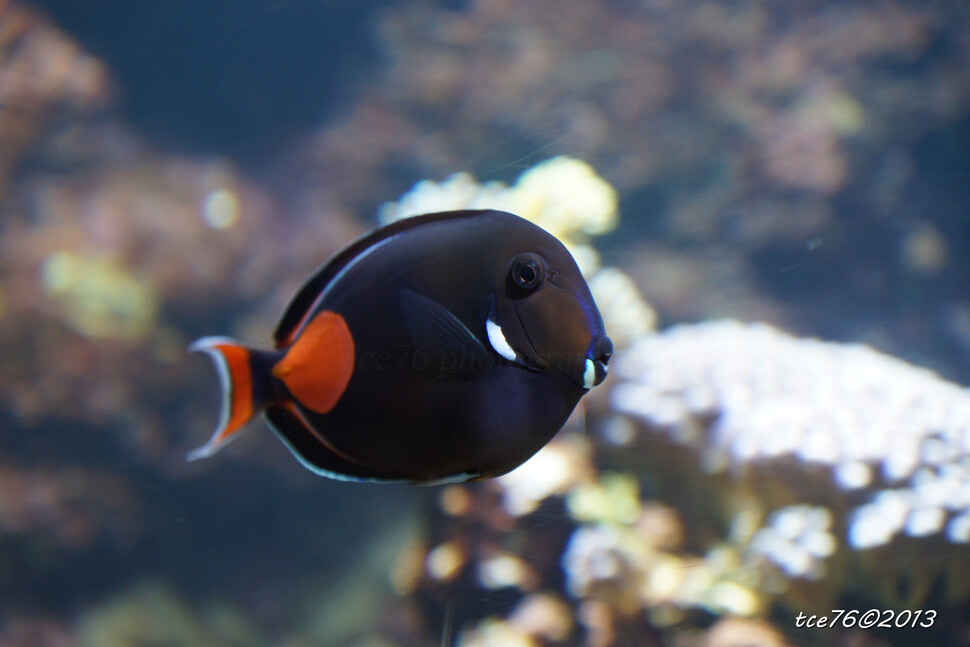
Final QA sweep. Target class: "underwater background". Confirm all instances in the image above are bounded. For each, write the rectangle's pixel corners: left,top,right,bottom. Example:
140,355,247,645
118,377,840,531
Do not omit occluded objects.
2,0,970,645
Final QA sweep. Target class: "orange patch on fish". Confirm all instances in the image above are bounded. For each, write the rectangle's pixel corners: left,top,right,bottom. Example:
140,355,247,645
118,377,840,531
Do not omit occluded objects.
273,310,354,414
216,343,255,441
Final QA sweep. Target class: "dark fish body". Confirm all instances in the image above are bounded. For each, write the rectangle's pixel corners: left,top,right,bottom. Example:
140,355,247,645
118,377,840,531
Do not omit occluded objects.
190,210,612,484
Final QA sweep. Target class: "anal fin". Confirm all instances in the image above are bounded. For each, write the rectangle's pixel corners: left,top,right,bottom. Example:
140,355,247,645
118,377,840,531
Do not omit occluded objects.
265,404,407,483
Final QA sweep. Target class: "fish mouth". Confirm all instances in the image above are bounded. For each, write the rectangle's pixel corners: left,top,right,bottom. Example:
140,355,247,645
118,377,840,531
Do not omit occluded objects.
584,334,612,389
486,296,610,390
512,300,612,391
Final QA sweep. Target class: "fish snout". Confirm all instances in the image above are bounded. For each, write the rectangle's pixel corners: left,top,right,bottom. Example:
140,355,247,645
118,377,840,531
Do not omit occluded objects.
582,334,613,389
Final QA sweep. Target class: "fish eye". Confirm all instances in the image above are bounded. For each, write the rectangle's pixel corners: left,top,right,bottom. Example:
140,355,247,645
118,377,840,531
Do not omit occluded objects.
510,253,544,290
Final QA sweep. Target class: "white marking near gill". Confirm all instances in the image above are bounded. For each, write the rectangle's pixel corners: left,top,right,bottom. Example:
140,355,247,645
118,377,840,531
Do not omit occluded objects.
583,358,596,390
486,318,518,362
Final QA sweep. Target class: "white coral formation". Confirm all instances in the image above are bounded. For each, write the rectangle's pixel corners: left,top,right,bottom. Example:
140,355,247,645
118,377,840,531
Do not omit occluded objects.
496,436,594,517
749,506,836,579
504,156,618,240
378,156,655,347
41,251,159,343
378,172,508,223
611,320,970,549
587,268,657,349
561,521,763,618
378,156,617,242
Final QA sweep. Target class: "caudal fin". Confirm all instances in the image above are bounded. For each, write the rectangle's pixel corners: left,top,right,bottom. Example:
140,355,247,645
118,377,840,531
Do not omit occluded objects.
188,336,265,461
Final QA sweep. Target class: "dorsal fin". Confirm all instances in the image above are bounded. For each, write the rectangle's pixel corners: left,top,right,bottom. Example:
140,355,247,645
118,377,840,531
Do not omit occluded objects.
274,210,501,348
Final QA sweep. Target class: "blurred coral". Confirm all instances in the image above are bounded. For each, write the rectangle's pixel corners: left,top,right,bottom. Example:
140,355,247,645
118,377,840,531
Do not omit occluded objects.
0,0,110,193
289,0,966,242
704,617,791,647
0,153,287,443
0,460,137,548
611,320,970,550
0,0,967,645
75,581,262,647
402,427,775,644
0,616,77,647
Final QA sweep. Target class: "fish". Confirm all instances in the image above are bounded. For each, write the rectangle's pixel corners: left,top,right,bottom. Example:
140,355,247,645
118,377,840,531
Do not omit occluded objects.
188,209,612,484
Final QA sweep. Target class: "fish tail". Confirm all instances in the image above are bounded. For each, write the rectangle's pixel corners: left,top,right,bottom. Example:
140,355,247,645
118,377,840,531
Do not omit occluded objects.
187,336,274,461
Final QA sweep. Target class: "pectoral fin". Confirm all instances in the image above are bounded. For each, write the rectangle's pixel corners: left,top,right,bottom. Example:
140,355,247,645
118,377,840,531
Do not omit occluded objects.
399,289,489,380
